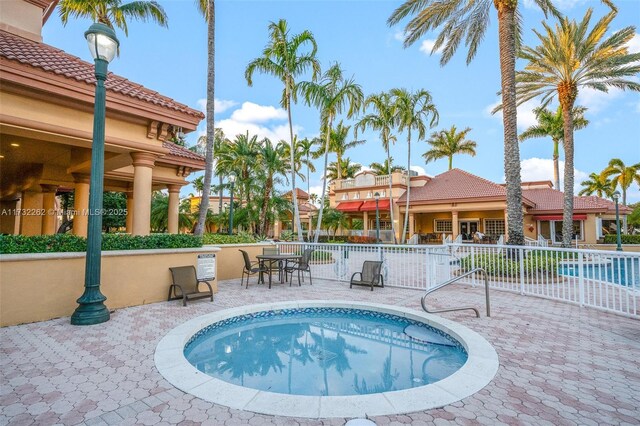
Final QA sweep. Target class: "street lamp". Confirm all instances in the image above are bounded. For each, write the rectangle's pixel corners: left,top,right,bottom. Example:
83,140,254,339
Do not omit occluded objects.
612,191,622,251
71,23,119,326
374,192,380,243
228,173,236,236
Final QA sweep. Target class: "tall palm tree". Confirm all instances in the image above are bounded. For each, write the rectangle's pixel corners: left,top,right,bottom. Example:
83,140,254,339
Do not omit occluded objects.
514,8,640,246
423,126,476,170
327,158,362,181
245,19,321,242
369,158,405,176
194,0,216,236
216,132,260,206
519,106,589,190
297,138,316,196
578,173,614,199
392,88,439,243
197,128,227,213
601,159,640,206
256,139,288,235
298,63,364,243
356,92,398,243
327,121,366,180
58,0,168,36
388,0,564,246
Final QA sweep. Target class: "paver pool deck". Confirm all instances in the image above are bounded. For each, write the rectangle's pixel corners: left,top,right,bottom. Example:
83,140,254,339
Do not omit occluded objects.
1,278,639,425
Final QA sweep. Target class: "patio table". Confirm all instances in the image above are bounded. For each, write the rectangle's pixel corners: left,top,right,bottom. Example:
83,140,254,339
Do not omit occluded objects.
256,254,302,289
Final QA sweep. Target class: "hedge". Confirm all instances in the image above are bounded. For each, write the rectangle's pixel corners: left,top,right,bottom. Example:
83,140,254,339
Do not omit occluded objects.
202,233,257,245
603,234,640,244
0,233,202,254
460,252,558,277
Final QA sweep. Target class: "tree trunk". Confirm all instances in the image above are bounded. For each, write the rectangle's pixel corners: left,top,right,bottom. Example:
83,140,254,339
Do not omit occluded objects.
559,88,577,248
195,0,215,236
552,140,560,190
401,128,411,244
448,155,452,170
314,116,333,243
218,174,223,214
260,176,272,236
386,139,397,244
286,86,304,241
496,2,524,245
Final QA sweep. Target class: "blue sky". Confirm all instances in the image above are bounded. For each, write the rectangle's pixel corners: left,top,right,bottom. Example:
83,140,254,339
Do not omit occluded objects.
42,0,640,202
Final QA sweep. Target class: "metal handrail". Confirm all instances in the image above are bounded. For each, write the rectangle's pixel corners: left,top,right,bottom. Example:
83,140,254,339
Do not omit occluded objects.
421,267,491,318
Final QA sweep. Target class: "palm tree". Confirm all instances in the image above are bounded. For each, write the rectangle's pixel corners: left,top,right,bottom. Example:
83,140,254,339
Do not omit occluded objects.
388,0,564,246
578,173,614,199
519,106,589,190
327,121,366,180
356,92,398,243
298,63,364,243
392,88,439,243
256,139,288,235
514,8,640,246
327,158,362,181
193,0,216,236
423,126,476,170
245,19,321,242
369,158,405,176
191,175,204,197
601,159,640,206
58,0,168,36
297,138,316,196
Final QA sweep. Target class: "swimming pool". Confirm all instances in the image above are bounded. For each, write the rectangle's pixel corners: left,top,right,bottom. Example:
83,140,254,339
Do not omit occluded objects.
559,257,639,287
155,301,498,418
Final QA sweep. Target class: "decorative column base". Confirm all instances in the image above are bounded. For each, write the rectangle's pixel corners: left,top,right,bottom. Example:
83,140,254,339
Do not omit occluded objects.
70,292,109,325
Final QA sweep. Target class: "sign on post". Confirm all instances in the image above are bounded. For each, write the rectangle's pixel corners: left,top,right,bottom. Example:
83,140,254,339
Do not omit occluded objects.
197,253,216,281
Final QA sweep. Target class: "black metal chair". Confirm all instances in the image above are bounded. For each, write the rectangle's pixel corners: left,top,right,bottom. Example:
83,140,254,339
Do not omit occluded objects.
240,249,269,289
284,248,314,286
168,266,214,306
350,261,384,291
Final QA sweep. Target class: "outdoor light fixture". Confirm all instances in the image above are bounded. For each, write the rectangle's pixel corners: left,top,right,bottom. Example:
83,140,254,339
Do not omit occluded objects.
374,192,380,243
612,191,622,251
71,23,119,326
10,143,19,147
228,173,236,236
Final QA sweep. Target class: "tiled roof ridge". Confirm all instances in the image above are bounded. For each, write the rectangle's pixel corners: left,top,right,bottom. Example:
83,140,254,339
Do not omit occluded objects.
442,168,506,191
162,141,205,162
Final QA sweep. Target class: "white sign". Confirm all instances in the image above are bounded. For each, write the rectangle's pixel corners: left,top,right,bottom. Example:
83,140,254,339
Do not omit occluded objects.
197,253,216,281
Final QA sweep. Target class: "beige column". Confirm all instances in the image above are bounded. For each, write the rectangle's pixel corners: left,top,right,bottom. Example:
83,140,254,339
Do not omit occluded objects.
363,211,369,233
274,220,281,237
72,174,90,237
131,153,156,236
504,209,509,240
167,185,181,234
40,185,59,235
409,213,415,236
19,190,43,236
125,191,134,233
452,211,459,239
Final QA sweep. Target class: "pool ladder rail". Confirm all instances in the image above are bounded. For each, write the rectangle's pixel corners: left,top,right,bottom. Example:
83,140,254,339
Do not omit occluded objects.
421,268,491,318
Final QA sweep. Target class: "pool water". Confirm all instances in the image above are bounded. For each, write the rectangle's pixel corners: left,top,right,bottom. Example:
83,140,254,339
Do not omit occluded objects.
559,258,639,287
184,308,468,396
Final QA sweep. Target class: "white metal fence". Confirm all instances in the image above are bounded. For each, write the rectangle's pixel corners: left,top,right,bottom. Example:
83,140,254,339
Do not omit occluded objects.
276,242,640,318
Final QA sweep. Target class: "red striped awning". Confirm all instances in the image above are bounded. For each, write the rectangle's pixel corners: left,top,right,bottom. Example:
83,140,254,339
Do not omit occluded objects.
533,214,587,221
336,201,363,212
360,199,391,211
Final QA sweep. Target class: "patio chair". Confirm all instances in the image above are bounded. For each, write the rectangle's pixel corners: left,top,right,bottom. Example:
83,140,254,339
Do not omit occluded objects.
240,249,269,289
284,248,314,286
167,266,214,307
263,246,282,281
350,261,384,291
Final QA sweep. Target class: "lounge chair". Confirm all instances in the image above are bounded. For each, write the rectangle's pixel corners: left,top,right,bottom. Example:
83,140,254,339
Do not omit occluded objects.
240,249,269,289
350,261,384,291
284,248,314,286
168,266,214,306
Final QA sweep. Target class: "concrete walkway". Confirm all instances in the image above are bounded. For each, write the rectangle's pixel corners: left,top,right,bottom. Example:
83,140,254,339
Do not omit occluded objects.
1,278,639,425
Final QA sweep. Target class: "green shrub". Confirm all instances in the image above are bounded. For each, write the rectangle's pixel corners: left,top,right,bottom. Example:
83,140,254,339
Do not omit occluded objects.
279,230,294,242
202,232,257,245
459,252,558,277
317,235,349,243
603,234,640,244
0,233,202,254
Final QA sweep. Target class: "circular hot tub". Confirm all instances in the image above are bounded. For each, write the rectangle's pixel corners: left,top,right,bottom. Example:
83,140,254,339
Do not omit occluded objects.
155,301,498,418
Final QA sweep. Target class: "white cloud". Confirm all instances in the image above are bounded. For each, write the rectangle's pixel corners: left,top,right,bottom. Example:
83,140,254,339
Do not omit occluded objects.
230,102,287,123
485,99,539,130
308,185,326,205
419,39,444,55
627,33,640,54
215,119,299,142
410,165,431,176
577,86,624,114
520,157,588,192
196,98,238,114
393,30,406,42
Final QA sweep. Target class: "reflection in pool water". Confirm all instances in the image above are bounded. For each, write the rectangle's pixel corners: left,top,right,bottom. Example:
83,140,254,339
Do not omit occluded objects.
184,308,467,396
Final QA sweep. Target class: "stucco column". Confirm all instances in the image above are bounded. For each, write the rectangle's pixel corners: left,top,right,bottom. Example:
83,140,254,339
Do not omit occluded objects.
125,191,134,233
363,211,369,234
40,184,58,235
504,209,509,240
131,152,156,236
167,185,181,234
409,213,415,237
20,189,43,236
72,174,89,237
452,211,459,239
274,220,281,238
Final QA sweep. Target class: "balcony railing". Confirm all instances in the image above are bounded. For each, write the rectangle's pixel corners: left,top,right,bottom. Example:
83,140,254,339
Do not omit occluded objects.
334,174,408,190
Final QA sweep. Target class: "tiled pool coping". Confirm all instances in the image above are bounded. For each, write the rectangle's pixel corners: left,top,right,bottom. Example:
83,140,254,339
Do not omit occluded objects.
154,300,499,418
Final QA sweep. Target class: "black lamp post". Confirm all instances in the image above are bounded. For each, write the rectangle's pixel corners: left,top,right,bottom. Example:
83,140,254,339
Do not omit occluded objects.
71,23,119,326
228,173,236,236
613,191,622,251
374,192,380,243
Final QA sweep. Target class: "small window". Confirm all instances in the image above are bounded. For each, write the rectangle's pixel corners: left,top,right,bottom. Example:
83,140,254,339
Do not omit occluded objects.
484,219,505,236
366,191,373,198
434,220,452,233
353,193,360,199
341,193,349,200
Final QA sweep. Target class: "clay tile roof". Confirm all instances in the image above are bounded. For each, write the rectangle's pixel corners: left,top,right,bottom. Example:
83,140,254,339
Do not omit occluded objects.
284,188,310,199
298,202,318,213
523,188,631,214
162,142,205,162
400,169,506,204
0,30,204,118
